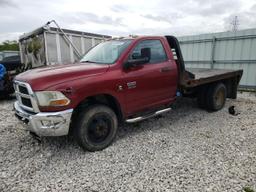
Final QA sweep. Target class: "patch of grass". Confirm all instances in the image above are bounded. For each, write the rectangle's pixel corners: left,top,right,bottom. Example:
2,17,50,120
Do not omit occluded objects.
243,186,255,192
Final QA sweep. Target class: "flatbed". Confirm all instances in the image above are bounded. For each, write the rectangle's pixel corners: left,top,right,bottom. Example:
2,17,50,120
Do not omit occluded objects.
184,68,243,88
165,36,243,100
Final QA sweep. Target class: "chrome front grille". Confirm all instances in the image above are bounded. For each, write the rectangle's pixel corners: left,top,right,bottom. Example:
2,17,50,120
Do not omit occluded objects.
18,85,29,95
14,81,39,113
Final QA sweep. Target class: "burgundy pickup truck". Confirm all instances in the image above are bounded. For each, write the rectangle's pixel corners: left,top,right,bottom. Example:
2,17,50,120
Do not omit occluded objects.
14,36,243,151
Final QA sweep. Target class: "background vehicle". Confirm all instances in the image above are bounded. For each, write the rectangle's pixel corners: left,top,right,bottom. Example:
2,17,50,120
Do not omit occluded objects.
18,20,111,70
14,36,243,151
0,51,19,62
0,53,21,98
1,55,22,71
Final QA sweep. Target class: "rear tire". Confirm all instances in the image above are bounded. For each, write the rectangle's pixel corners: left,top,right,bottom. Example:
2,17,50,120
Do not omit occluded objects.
206,83,227,111
74,105,118,151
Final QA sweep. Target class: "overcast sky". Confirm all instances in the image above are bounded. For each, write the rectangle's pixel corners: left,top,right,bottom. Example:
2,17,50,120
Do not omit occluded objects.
0,0,256,42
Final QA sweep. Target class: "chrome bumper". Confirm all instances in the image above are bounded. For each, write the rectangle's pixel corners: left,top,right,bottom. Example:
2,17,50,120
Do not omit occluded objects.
14,101,73,136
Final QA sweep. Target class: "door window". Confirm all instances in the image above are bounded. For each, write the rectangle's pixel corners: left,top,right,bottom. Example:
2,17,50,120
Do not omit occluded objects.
131,40,167,64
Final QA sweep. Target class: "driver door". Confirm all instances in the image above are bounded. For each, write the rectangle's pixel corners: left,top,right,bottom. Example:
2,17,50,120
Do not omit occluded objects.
122,39,177,115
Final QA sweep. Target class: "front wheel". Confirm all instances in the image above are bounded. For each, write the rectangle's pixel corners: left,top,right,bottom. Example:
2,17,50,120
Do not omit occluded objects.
74,105,118,151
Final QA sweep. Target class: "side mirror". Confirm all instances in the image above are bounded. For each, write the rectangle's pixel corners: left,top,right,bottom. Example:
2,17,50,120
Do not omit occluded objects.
124,48,151,69
124,57,149,69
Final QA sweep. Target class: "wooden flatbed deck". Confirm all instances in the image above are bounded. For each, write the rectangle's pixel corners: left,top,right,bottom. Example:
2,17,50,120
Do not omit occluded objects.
183,68,243,88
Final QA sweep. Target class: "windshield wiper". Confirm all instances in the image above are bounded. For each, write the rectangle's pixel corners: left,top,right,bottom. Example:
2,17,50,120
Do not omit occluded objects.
80,60,97,63
80,60,109,65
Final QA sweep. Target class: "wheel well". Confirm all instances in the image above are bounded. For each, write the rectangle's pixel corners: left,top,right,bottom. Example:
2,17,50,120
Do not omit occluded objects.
70,94,123,134
222,77,239,99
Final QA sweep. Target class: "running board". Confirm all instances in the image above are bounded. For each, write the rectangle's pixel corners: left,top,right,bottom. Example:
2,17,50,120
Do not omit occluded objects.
125,108,171,123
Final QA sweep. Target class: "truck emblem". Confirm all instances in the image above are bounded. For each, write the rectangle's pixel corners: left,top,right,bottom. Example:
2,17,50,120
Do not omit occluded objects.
127,81,136,89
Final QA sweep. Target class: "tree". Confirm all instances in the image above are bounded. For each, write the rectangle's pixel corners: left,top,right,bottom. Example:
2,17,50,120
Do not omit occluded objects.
0,40,19,51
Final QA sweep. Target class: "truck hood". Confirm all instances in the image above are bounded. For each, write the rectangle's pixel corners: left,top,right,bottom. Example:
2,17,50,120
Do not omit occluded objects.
15,63,109,90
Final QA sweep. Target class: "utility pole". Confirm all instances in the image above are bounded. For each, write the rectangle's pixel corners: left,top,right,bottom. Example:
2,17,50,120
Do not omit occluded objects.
231,16,239,32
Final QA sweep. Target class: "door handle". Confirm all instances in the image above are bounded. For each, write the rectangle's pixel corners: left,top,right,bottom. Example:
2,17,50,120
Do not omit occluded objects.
160,67,172,72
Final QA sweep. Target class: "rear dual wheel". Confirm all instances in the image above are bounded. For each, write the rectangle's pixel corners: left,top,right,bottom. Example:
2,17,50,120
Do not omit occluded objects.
197,83,227,111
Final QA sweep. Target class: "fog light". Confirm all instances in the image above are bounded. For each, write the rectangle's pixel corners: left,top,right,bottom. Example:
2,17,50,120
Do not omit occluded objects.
41,120,54,127
41,117,65,129
41,120,59,129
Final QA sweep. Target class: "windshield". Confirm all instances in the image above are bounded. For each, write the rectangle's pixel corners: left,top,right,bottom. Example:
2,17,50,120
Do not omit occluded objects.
80,40,132,64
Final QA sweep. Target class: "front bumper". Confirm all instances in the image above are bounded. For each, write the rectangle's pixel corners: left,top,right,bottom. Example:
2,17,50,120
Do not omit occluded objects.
14,101,73,136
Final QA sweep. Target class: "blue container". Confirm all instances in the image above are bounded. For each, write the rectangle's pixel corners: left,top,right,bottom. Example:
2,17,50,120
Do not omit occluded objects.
0,64,6,79
0,64,6,91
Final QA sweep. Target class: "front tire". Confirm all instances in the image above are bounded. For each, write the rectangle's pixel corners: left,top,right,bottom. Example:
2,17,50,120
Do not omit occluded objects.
74,105,118,151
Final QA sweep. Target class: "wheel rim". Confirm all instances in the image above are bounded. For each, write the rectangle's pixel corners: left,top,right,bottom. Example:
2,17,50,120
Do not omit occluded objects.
87,114,112,143
214,88,225,108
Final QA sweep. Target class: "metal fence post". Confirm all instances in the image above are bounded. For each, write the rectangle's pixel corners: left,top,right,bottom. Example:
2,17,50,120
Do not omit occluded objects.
211,36,216,69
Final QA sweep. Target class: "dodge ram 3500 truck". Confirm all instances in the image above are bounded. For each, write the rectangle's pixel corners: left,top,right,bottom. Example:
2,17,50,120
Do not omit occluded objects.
14,36,243,151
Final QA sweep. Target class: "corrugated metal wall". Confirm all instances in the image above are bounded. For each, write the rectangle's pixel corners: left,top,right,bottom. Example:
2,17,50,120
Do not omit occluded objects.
177,28,256,89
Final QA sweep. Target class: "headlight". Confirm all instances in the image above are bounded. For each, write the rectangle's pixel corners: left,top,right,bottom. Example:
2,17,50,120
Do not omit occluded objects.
35,91,70,107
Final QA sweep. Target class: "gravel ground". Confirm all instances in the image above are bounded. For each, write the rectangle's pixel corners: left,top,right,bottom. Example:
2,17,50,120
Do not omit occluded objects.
0,92,256,192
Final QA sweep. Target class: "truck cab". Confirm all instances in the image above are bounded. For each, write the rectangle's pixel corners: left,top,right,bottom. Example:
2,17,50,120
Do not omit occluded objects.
14,36,242,151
